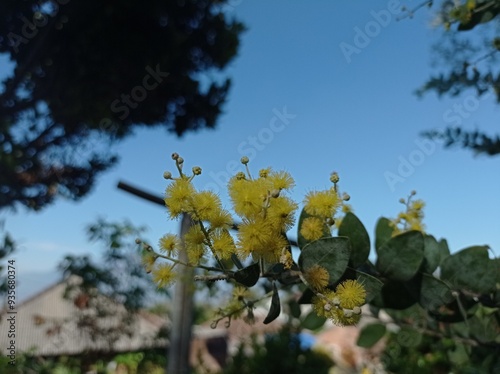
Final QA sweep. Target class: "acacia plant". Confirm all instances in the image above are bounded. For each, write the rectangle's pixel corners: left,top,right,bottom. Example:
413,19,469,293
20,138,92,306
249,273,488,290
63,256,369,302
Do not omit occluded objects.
140,153,499,370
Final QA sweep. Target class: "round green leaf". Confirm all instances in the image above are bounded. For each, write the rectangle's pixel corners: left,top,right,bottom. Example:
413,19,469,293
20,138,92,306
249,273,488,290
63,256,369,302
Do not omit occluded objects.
338,212,370,267
301,311,327,330
299,237,351,285
375,217,394,250
355,270,383,303
376,231,424,282
357,323,386,348
422,235,441,273
372,279,419,310
397,326,422,347
440,246,496,294
420,273,454,311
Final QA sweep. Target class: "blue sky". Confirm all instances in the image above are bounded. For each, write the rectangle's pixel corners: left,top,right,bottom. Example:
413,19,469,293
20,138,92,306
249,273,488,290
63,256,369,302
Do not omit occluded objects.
2,1,499,299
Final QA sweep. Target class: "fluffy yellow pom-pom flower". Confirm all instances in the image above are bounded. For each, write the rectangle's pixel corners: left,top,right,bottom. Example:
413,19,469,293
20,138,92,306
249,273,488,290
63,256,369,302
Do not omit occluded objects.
304,190,341,218
164,178,195,218
211,229,236,260
191,190,222,221
151,263,177,288
335,279,366,309
304,264,329,290
158,234,179,255
300,216,326,241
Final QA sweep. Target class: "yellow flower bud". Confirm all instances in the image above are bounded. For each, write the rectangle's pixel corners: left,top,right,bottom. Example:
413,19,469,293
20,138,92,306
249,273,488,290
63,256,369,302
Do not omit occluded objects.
240,156,249,165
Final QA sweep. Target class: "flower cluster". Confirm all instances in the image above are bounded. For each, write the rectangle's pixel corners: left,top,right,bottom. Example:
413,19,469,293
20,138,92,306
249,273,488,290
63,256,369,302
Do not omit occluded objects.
228,160,297,263
142,153,367,327
311,279,366,326
392,190,426,235
145,153,237,288
299,172,352,241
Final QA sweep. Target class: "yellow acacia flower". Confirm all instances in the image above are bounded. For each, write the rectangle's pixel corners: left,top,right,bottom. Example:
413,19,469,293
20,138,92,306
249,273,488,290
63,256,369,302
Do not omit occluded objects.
392,195,426,235
164,178,195,218
211,229,236,259
304,190,341,218
268,170,295,191
300,216,326,241
228,178,266,219
191,190,222,221
232,285,250,301
280,250,294,269
312,290,338,319
259,168,271,178
237,219,271,253
152,263,177,288
207,209,233,229
184,225,206,264
335,279,366,309
237,219,287,261
334,308,362,327
304,264,329,290
158,234,179,255
311,280,366,326
267,196,298,231
142,252,157,273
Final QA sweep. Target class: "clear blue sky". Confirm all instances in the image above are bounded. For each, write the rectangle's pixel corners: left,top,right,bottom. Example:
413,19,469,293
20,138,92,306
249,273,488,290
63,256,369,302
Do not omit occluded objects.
2,1,499,299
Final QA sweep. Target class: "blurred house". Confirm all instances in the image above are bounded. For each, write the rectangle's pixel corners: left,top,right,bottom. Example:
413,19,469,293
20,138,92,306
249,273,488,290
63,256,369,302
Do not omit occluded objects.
0,276,167,360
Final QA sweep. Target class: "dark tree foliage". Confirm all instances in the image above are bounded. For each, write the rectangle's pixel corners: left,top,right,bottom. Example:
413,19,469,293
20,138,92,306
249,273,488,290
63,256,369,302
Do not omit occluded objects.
0,0,244,210
416,0,500,156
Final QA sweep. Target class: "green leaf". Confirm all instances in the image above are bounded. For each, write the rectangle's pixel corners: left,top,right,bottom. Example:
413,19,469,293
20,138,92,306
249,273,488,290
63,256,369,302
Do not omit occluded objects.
355,270,383,303
298,288,315,304
375,217,394,250
288,299,301,319
263,282,281,324
376,231,424,282
372,277,420,310
297,208,331,250
298,237,351,285
422,235,442,273
357,323,386,348
397,326,422,347
440,246,497,294
438,238,451,261
419,273,454,311
468,310,500,343
233,263,260,287
447,343,470,366
301,311,327,330
338,212,370,268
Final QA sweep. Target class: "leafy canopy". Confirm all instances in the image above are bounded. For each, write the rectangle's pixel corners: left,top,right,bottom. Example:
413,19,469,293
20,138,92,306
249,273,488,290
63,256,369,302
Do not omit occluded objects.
0,0,244,211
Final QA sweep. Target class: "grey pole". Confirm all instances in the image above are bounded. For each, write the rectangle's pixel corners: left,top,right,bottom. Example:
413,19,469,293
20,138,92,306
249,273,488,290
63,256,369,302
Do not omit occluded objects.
167,212,195,374
116,182,194,374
